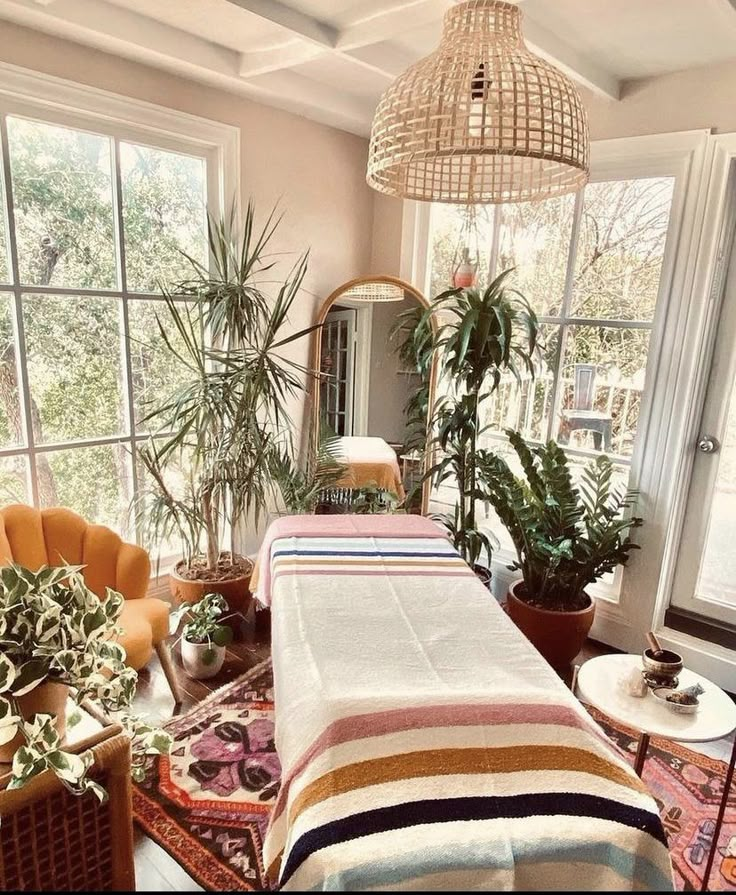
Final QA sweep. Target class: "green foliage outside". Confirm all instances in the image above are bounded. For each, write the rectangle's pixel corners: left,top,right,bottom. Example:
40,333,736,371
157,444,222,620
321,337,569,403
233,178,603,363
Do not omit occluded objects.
0,117,207,534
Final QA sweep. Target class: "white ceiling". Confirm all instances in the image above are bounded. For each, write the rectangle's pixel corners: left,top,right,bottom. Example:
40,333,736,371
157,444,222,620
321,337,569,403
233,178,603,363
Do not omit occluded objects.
1,0,735,136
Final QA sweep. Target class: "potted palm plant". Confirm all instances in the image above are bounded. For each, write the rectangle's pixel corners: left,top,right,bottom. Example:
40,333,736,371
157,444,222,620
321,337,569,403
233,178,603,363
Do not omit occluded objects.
424,270,539,582
136,202,318,619
169,592,233,680
0,563,170,796
479,430,642,667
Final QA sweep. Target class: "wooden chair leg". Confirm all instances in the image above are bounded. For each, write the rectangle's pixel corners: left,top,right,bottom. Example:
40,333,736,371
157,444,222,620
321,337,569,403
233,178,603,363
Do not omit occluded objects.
155,641,183,705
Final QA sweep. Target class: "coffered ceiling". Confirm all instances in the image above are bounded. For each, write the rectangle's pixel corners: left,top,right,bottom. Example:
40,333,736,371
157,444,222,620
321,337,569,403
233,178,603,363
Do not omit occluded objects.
1,0,735,136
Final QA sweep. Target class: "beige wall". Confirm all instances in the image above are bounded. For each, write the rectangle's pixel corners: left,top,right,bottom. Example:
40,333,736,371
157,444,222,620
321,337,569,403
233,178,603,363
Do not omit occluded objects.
581,59,736,141
366,296,417,444
0,22,376,430
370,58,736,292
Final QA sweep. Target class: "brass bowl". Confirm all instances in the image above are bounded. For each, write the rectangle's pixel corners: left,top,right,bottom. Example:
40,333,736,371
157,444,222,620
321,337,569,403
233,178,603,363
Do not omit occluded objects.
642,647,683,685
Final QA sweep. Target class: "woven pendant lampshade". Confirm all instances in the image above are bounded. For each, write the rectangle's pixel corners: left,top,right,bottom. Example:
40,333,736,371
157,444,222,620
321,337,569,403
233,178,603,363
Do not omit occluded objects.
342,282,405,302
367,0,589,204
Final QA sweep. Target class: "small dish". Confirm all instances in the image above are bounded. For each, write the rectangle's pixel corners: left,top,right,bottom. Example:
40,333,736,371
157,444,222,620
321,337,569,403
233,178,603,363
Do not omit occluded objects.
652,687,699,715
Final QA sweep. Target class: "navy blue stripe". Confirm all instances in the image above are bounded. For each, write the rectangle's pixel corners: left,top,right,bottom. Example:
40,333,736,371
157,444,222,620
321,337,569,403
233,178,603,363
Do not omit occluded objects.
279,792,667,886
272,549,457,559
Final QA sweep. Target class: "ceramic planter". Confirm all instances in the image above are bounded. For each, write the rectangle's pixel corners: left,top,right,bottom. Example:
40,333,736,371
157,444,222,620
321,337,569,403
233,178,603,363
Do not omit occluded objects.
506,579,595,668
169,565,252,611
0,681,69,763
180,638,226,680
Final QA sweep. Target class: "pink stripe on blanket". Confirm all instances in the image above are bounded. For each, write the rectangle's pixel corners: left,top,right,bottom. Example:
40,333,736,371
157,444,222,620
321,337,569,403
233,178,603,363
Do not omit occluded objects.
270,701,608,823
254,514,448,605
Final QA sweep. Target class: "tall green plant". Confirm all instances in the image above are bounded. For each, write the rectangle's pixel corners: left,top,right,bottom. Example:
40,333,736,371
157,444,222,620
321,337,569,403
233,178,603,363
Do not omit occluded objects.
478,430,642,610
135,202,319,571
425,270,539,568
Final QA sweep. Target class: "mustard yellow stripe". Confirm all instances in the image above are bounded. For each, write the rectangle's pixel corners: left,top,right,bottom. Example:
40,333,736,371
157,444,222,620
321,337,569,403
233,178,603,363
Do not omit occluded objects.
272,557,464,568
289,745,648,826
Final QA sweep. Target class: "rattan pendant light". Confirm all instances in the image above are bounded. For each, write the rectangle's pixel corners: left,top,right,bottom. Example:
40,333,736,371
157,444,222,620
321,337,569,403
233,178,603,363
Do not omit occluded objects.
367,0,589,204
342,282,405,302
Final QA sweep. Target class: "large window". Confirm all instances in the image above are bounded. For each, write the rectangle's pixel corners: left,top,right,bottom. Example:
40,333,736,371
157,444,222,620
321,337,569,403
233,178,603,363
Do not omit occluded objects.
0,112,209,538
427,175,676,583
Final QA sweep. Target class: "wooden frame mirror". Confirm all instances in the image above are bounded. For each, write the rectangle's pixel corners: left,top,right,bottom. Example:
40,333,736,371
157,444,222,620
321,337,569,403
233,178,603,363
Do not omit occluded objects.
310,275,437,515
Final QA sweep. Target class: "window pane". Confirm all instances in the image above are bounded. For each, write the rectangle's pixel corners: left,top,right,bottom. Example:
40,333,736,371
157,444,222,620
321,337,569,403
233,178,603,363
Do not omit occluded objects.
7,118,116,289
695,369,736,608
571,177,675,321
429,204,495,299
0,455,29,504
121,143,207,293
136,438,192,560
481,324,561,443
0,171,10,283
23,294,126,443
496,195,575,316
556,325,651,458
128,299,200,430
40,443,133,537
0,294,23,448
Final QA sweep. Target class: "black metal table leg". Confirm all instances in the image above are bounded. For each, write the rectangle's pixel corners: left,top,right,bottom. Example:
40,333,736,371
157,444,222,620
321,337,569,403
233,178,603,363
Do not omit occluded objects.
701,733,736,891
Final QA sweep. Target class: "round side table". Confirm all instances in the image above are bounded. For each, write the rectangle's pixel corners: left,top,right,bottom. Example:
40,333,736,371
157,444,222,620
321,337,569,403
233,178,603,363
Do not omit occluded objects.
577,654,736,892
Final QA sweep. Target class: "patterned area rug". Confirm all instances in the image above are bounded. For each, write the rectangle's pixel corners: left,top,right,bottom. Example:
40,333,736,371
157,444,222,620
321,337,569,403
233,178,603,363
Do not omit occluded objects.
133,659,735,892
133,659,278,890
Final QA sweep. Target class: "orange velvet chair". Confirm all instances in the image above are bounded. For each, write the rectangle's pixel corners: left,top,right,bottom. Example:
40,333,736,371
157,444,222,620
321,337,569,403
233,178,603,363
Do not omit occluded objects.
0,504,181,704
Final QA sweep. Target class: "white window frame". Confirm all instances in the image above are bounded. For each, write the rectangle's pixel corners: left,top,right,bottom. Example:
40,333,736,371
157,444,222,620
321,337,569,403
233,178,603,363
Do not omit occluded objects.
402,129,716,658
0,62,239,543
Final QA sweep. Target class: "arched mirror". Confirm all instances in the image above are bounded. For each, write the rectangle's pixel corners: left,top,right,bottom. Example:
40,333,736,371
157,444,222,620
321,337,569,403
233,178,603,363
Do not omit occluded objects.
311,275,436,514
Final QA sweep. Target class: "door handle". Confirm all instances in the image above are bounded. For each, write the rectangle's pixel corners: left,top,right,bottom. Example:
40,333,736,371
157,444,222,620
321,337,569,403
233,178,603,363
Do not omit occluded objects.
697,435,720,454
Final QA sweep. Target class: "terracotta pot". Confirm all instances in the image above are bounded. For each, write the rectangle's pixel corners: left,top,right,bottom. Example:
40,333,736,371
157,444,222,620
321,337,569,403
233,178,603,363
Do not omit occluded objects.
0,681,69,763
169,564,253,615
506,580,595,669
180,639,226,680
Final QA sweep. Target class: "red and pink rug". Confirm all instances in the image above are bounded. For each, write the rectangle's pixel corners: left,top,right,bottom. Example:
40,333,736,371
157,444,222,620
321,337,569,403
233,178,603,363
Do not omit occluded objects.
134,660,735,891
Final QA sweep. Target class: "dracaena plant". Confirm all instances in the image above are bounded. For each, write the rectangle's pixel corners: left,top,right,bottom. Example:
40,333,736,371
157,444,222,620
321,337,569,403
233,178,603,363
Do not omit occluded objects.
478,430,643,611
135,201,319,575
423,270,539,569
0,564,171,799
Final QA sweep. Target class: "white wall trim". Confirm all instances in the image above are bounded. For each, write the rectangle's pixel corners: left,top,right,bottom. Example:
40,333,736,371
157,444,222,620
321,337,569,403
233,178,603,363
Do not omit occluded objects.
0,60,240,213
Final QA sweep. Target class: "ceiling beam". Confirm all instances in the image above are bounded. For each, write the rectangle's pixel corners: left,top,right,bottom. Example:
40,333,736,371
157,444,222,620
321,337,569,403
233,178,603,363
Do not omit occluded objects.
224,0,337,48
522,17,620,100
0,0,372,134
227,0,620,100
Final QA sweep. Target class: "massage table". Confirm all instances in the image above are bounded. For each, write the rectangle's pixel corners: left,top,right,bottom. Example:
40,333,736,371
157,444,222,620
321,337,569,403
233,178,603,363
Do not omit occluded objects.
333,436,406,500
255,515,673,891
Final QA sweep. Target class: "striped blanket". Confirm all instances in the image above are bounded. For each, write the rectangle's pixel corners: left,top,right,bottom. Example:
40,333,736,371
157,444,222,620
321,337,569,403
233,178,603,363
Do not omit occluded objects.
260,519,673,891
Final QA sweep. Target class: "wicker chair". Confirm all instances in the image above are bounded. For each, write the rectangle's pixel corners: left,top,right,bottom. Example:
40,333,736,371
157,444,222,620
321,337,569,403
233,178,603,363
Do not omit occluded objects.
0,722,135,891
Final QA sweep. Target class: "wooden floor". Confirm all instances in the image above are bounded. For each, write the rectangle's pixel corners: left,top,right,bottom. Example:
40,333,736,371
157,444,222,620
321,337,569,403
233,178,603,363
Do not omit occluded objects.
131,581,732,890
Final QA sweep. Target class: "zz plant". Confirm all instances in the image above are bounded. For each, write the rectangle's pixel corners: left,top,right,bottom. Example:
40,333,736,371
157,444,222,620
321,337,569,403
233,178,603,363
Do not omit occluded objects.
0,564,171,799
479,430,642,611
425,270,539,570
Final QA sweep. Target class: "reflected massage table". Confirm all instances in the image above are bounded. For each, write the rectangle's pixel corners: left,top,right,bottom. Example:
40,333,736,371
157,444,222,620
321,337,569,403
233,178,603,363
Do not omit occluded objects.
332,436,406,501
254,515,673,892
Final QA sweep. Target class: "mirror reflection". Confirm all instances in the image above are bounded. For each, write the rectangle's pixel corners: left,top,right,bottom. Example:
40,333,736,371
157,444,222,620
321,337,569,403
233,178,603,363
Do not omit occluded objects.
314,277,433,514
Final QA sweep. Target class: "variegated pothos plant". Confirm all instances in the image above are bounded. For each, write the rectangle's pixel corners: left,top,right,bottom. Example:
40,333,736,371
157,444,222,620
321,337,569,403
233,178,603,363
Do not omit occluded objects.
0,564,171,800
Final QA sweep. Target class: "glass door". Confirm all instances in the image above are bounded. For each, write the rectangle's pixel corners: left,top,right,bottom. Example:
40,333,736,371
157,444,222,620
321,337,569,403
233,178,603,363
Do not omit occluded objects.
319,308,356,437
670,220,736,625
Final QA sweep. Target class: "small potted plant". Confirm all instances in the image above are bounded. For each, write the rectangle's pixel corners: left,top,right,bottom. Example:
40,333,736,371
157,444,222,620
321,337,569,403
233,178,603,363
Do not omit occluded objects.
170,592,233,680
0,563,171,797
479,430,642,667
